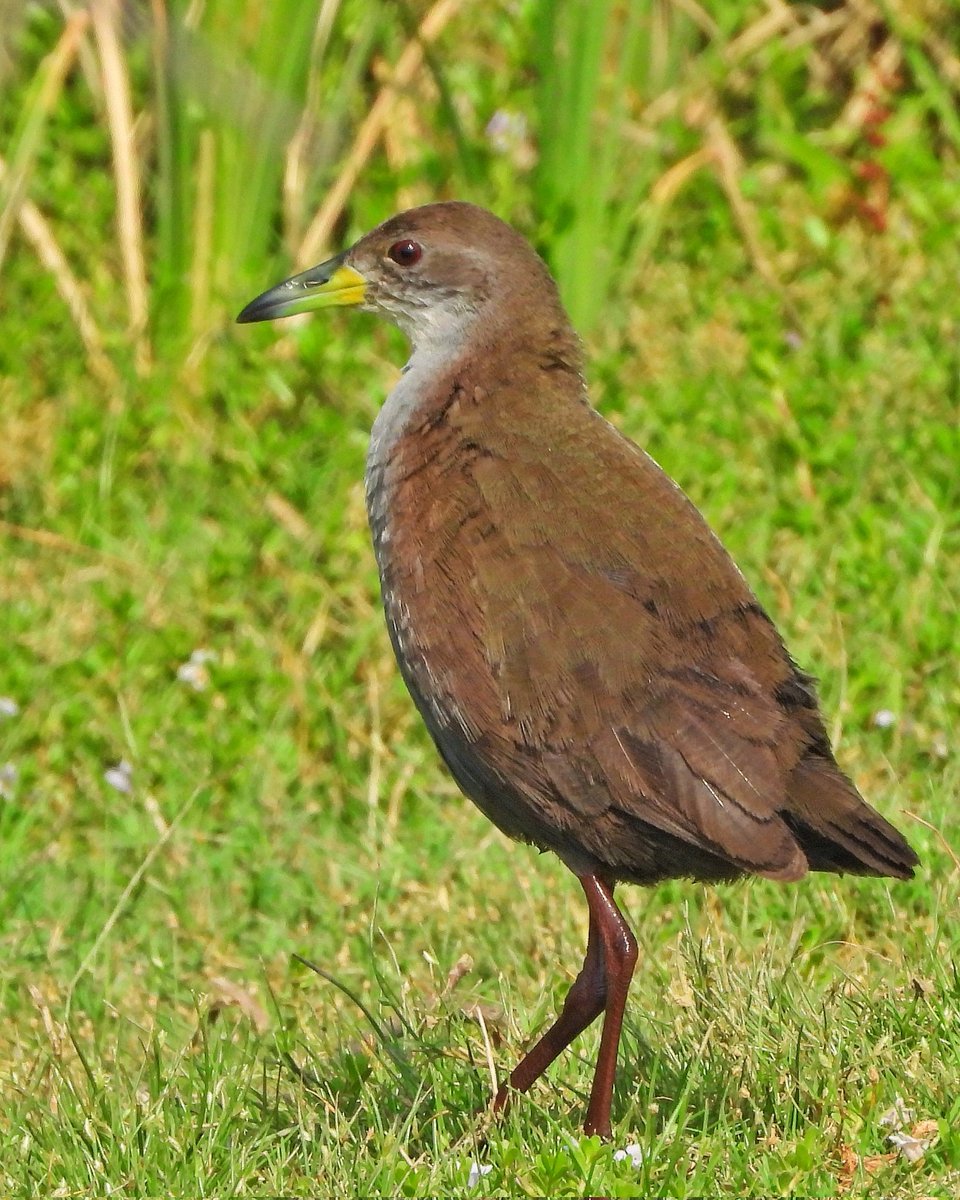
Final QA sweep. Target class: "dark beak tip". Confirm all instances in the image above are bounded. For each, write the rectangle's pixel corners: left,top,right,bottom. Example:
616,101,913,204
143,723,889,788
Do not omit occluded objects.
236,298,267,325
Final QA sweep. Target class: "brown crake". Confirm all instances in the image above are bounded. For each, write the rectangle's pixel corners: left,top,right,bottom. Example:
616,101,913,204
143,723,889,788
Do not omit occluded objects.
238,201,918,1138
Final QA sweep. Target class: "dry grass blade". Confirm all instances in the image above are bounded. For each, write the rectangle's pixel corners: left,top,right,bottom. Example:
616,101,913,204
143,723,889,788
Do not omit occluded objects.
646,94,801,326
905,810,960,874
63,789,200,1022
297,0,462,267
0,10,88,272
283,0,344,251
91,0,150,370
838,38,903,134
0,154,117,387
703,108,798,321
725,1,797,63
649,145,713,205
0,517,135,563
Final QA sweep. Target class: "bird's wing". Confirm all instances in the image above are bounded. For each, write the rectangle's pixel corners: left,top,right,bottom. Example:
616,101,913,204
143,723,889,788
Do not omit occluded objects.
478,536,810,880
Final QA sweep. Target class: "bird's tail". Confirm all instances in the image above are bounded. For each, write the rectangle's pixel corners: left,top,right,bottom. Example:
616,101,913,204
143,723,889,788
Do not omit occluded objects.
783,755,918,879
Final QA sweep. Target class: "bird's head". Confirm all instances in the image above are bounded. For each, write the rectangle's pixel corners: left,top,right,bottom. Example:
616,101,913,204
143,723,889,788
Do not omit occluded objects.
237,201,565,354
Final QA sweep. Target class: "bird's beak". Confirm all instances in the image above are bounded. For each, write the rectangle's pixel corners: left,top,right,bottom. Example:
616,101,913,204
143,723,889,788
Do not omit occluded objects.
236,251,366,323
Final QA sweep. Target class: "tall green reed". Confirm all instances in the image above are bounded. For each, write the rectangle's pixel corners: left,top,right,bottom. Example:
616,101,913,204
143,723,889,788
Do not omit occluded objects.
528,0,702,333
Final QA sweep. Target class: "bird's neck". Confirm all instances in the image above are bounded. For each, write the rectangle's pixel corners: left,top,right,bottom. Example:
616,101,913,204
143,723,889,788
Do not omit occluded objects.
366,336,467,476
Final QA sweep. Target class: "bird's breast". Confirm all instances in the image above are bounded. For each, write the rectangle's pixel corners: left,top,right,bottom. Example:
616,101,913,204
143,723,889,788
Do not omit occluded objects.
364,369,502,742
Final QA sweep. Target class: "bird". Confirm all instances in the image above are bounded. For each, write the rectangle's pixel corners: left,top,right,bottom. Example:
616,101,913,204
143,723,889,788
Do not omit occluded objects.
237,201,918,1139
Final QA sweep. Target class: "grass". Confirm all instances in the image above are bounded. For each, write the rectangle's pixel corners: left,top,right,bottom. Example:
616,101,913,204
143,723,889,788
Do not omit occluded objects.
2,3,960,1196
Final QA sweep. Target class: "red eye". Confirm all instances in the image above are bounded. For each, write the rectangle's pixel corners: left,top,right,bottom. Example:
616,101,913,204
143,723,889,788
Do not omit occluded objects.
388,239,422,266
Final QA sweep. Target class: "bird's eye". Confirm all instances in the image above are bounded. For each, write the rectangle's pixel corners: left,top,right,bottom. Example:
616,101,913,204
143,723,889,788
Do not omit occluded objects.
387,239,422,267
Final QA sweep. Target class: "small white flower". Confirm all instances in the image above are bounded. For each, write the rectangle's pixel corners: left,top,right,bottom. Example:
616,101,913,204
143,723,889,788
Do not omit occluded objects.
613,1142,645,1168
104,760,134,794
467,1160,493,1188
887,1128,934,1163
0,696,20,718
484,110,535,169
872,709,897,729
486,110,526,150
177,648,216,691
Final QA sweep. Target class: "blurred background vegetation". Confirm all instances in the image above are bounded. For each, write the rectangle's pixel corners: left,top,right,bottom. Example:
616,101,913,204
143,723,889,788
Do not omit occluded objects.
1,1,958,1196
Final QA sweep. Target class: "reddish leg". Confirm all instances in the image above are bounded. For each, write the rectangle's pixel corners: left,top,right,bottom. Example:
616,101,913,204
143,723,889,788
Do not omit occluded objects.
581,875,638,1138
492,873,638,1140
493,891,606,1115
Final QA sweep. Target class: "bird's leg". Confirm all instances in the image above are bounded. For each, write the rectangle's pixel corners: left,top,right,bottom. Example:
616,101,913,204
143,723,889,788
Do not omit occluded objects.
581,875,638,1139
492,879,607,1116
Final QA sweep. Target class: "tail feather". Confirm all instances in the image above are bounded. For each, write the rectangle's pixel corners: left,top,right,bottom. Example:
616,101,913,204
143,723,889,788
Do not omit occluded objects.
783,756,918,880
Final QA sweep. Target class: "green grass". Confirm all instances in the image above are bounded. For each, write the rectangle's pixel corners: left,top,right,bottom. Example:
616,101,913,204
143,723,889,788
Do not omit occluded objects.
2,4,960,1197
